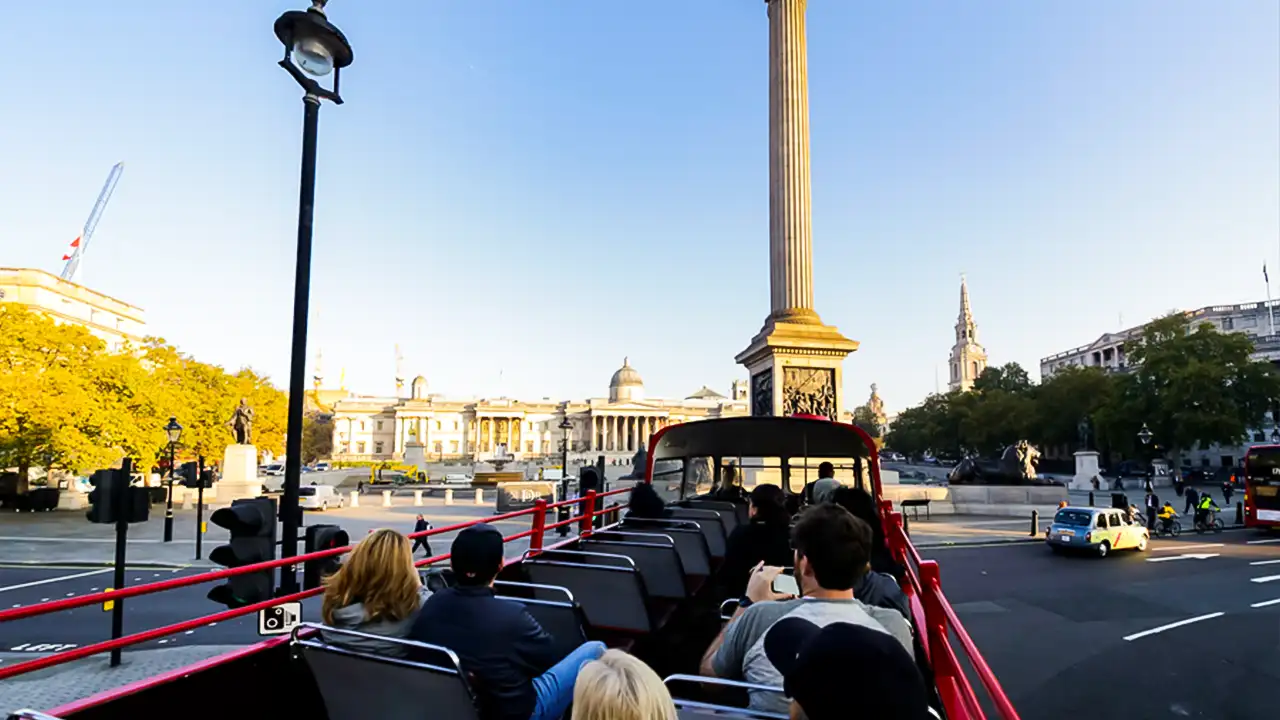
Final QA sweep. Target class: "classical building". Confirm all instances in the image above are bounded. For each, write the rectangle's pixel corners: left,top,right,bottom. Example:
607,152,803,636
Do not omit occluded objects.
1039,298,1280,378
948,277,987,392
328,359,750,465
0,267,146,352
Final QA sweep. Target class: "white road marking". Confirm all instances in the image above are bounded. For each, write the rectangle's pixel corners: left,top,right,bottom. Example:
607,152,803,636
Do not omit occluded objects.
0,569,112,595
1252,574,1280,584
0,536,164,544
1247,539,1280,545
1152,543,1223,552
1249,559,1280,566
1146,553,1220,563
1124,612,1226,641
1251,598,1280,608
184,630,195,635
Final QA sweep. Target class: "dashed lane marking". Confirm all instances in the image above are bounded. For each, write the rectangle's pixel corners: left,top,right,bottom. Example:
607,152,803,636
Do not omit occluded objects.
0,569,112,594
1249,559,1280,566
1251,574,1280,584
1151,543,1224,552
1251,598,1280,608
1247,539,1280,545
1124,612,1226,641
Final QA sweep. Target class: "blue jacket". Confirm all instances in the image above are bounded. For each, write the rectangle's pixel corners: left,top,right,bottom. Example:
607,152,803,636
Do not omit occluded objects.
407,586,559,720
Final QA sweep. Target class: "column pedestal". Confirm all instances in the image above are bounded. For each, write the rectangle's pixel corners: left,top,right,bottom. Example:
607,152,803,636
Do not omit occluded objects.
1071,451,1102,491
736,317,858,419
220,444,263,500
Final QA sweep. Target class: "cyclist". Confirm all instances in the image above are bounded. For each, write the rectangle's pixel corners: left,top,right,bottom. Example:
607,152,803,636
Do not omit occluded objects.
1157,502,1178,534
1195,493,1220,529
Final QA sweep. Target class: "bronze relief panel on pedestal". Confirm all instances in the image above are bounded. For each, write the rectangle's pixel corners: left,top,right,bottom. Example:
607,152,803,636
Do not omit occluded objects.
782,367,836,420
751,370,774,417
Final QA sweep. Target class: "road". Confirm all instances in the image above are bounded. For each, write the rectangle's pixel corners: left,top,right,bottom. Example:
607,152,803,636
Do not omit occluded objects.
927,529,1280,719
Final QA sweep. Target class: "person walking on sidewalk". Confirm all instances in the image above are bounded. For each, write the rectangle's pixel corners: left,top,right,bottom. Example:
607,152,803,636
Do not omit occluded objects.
1223,482,1235,506
1184,485,1199,515
412,514,433,556
1144,492,1159,533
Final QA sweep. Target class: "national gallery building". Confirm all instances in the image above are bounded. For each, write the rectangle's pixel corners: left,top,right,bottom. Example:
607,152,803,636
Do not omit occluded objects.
327,359,749,466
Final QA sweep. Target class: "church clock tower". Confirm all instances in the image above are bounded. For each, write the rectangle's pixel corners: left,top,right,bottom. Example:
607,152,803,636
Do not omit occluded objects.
948,276,988,392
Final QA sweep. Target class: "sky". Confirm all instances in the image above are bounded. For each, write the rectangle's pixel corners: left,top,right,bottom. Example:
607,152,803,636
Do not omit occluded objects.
2,1,1277,415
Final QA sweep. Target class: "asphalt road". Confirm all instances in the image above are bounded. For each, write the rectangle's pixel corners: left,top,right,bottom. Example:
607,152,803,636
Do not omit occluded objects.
926,529,1280,720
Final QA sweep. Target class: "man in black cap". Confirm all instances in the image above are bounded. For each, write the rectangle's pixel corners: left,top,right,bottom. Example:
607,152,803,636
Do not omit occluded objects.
408,524,606,720
765,618,936,719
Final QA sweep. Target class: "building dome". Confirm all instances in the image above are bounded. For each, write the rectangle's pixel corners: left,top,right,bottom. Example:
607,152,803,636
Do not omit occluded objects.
410,375,427,400
609,358,644,403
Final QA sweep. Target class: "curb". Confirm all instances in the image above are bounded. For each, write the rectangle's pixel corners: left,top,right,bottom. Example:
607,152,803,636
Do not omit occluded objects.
1,560,206,570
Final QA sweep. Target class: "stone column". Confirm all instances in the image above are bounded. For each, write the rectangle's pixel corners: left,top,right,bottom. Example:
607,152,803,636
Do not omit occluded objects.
767,0,816,322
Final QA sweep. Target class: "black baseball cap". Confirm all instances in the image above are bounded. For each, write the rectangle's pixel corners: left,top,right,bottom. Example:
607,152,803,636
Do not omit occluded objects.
764,618,932,719
450,524,504,584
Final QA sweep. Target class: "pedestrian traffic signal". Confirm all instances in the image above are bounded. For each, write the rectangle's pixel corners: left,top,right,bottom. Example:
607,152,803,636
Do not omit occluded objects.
178,462,199,487
86,470,117,524
207,497,277,608
303,524,349,590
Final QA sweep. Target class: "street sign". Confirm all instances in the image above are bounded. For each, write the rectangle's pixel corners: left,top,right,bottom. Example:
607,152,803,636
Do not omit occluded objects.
258,602,302,636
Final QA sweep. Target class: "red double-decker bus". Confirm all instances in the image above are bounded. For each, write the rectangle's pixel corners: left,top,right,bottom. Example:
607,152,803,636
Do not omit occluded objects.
1243,444,1280,529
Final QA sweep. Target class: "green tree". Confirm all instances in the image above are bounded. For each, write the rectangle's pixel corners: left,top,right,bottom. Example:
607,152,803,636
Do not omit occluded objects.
1098,314,1280,464
1030,366,1115,450
961,389,1035,456
972,362,1034,395
302,413,334,464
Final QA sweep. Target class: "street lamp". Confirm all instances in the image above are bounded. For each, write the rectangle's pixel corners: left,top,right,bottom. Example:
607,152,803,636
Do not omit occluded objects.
273,0,353,595
163,417,183,542
1137,424,1154,446
1271,428,1279,444
558,417,572,537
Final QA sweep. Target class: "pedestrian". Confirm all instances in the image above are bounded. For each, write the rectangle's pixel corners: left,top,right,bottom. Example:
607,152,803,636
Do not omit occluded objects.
1144,492,1159,533
412,514,433,556
358,480,364,495
1184,485,1199,515
1223,482,1234,506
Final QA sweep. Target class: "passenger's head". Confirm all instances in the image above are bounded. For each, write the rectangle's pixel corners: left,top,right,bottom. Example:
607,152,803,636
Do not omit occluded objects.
571,649,676,720
765,618,932,720
749,484,789,526
818,462,834,479
628,482,666,519
790,504,871,594
830,487,878,529
450,524,505,587
321,528,420,624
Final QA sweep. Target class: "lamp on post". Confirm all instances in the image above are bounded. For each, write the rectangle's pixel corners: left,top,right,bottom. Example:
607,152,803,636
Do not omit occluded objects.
1137,424,1154,447
557,417,573,537
273,0,353,595
163,417,183,543
1271,428,1279,444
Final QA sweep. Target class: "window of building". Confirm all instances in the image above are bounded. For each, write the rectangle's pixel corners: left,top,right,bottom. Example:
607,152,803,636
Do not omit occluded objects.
375,441,384,455
450,441,459,454
376,420,384,431
341,443,349,453
360,421,365,431
1223,318,1234,330
525,441,534,453
453,421,459,431
0,289,5,299
434,441,443,453
357,441,366,454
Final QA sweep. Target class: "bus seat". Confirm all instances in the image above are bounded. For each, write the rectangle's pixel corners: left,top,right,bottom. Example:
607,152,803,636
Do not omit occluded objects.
522,560,652,635
665,508,728,559
580,538,687,600
496,596,589,662
615,520,714,577
493,579,575,604
664,674,788,720
681,500,742,535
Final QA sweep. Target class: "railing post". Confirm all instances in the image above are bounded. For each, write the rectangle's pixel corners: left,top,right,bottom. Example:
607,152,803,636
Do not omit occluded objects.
918,560,949,677
530,499,547,552
580,490,597,536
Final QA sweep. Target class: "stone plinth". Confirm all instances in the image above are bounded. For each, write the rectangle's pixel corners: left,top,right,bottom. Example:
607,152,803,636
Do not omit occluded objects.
736,318,858,419
403,441,426,471
1071,451,1102,491
220,444,263,501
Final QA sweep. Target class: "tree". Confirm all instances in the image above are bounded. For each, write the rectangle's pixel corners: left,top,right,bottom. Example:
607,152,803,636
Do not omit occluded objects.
302,413,334,464
1030,366,1115,450
972,363,1034,395
851,405,883,439
1097,314,1280,464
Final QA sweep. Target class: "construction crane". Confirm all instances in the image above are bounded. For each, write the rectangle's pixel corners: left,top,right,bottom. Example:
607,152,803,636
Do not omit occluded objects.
60,162,125,284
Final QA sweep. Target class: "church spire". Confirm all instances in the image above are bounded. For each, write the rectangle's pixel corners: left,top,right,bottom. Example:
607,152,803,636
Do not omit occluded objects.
948,275,987,392
959,274,972,325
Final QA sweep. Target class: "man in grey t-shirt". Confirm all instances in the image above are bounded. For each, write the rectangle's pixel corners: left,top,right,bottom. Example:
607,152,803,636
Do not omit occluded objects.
700,504,914,715
809,461,842,505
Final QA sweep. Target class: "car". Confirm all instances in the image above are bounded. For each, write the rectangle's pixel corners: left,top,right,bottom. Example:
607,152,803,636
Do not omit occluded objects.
298,484,344,511
1046,506,1149,557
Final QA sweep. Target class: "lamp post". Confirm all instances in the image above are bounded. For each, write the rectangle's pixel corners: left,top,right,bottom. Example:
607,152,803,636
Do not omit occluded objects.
1137,424,1154,447
558,417,572,537
163,417,183,542
1271,428,1279,444
273,0,353,595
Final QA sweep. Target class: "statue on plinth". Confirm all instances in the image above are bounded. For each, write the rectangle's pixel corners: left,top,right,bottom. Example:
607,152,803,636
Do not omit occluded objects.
227,398,254,446
1077,417,1094,451
867,384,887,428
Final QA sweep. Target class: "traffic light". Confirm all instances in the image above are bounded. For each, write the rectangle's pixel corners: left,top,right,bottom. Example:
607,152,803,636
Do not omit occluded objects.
303,524,349,590
178,462,199,488
86,470,117,524
207,497,277,608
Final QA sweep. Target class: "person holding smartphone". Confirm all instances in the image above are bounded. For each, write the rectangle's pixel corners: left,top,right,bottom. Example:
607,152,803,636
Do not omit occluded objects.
698,505,914,716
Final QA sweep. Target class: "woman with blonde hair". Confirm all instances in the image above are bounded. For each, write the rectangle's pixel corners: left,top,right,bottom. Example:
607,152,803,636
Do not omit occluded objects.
321,528,430,656
572,649,677,720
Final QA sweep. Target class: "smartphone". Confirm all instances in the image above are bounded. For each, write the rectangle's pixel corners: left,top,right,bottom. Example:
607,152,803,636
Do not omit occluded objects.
771,572,800,597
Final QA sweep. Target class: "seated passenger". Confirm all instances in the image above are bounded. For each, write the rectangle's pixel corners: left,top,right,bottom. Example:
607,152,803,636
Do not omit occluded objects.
1157,501,1178,532
808,462,841,506
764,618,936,719
571,649,677,720
719,484,793,599
321,528,431,657
699,504,914,715
409,524,606,720
831,486,906,581
627,481,667,519
713,463,747,502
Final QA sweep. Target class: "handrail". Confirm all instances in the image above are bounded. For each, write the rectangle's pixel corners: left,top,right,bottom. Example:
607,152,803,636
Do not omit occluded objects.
0,486,630,684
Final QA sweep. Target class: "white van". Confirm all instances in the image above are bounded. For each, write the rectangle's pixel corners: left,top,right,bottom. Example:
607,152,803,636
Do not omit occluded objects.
298,485,344,510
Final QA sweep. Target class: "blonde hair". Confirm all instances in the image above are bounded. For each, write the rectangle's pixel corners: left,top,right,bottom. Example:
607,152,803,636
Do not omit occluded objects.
571,649,676,720
321,528,421,625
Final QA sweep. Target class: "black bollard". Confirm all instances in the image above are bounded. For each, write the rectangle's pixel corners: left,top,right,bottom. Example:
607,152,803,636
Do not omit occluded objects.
1236,501,1244,526
1030,509,1039,536
902,511,910,536
1088,491,1094,506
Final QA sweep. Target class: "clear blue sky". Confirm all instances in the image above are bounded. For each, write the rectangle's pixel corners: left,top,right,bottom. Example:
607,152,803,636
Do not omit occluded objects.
2,1,1277,414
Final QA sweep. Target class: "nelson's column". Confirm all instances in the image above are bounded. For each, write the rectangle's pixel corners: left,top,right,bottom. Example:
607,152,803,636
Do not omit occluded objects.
735,0,858,420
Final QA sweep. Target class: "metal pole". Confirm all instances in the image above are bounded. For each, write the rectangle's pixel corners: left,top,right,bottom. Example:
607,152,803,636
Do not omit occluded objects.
163,442,175,542
195,455,205,561
110,458,132,668
280,94,322,595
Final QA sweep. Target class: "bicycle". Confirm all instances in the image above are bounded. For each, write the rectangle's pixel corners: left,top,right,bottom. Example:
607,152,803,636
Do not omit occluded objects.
1194,512,1225,534
1155,518,1181,537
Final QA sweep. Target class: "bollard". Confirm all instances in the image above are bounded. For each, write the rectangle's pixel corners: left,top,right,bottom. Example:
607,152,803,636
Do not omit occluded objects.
382,490,392,507
182,491,193,511
1030,509,1039,536
475,488,484,505
445,488,454,506
1237,501,1244,526
350,491,359,508
1088,491,1094,507
902,511,910,536
414,490,423,507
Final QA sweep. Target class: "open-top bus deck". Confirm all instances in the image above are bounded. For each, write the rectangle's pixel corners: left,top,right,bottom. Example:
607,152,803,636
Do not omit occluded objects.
2,416,1018,720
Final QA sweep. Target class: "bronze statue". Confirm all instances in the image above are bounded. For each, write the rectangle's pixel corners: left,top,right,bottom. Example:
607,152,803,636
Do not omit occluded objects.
227,399,254,445
1077,417,1093,451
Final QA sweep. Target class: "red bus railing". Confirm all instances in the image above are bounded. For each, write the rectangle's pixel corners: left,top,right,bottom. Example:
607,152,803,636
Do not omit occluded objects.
880,500,1020,720
0,487,630,684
